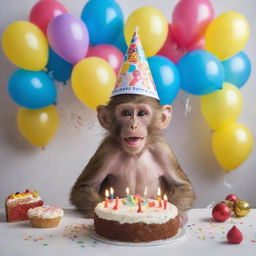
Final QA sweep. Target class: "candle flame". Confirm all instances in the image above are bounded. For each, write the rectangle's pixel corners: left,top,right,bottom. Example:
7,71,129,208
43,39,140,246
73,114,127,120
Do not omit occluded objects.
164,194,167,200
144,187,147,196
126,187,129,194
157,187,161,196
105,190,109,197
110,187,114,195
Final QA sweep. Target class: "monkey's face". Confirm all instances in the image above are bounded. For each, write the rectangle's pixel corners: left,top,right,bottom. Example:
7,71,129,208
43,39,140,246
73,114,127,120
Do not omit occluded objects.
115,103,153,154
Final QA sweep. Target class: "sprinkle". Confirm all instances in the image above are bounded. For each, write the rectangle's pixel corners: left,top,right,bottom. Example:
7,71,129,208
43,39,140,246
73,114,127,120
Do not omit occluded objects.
42,243,48,246
80,245,85,248
77,241,84,244
24,237,29,241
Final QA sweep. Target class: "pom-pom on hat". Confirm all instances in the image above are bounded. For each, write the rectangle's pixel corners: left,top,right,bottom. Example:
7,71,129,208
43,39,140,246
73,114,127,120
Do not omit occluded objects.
111,27,159,100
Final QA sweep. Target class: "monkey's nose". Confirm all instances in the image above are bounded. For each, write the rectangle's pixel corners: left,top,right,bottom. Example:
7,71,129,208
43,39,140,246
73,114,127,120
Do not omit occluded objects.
130,123,138,130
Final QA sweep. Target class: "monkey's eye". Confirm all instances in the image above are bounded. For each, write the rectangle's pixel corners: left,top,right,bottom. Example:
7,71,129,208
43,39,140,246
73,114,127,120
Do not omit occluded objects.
121,109,132,117
137,110,147,117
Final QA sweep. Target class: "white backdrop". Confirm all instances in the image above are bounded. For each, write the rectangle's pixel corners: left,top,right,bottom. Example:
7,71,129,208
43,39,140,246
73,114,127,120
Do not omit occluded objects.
0,0,255,209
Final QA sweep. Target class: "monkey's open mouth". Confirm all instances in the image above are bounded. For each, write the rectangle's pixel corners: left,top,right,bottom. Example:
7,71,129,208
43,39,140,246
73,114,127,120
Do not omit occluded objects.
124,137,144,146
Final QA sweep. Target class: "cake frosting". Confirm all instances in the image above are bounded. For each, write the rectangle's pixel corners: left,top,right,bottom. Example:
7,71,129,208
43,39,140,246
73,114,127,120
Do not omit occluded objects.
28,205,64,219
95,198,178,224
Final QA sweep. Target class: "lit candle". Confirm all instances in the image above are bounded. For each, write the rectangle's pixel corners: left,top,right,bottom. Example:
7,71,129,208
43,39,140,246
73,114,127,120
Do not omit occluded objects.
113,196,119,210
157,187,162,208
104,190,109,208
110,187,114,200
126,187,133,204
137,198,143,213
143,187,148,206
144,187,147,197
163,194,168,210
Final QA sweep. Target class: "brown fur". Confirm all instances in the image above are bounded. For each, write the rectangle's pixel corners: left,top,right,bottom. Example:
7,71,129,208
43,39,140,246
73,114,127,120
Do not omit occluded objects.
70,95,195,218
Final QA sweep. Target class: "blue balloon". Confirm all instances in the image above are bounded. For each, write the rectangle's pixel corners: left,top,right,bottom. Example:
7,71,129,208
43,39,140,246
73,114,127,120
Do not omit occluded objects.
177,50,224,95
112,29,127,54
222,51,251,89
81,0,123,45
47,47,73,83
8,69,57,109
148,56,180,105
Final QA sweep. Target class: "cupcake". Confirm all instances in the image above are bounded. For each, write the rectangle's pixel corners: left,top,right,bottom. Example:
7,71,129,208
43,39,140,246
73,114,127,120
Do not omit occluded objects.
28,205,64,228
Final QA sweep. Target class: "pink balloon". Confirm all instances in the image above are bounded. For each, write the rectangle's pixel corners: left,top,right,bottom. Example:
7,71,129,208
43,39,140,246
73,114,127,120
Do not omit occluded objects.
172,0,214,47
187,38,205,51
86,44,124,75
157,24,185,63
29,0,68,35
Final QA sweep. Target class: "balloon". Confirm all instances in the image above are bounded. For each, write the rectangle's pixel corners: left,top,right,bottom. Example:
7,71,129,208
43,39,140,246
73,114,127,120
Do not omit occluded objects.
212,122,253,171
148,56,180,105
200,83,243,130
86,44,123,76
29,0,68,35
17,105,59,147
71,57,116,109
124,6,168,57
172,0,214,47
2,21,48,71
205,12,250,60
81,0,123,45
177,50,224,95
157,24,186,63
47,47,73,83
47,14,89,64
222,52,251,89
8,69,57,109
112,29,127,55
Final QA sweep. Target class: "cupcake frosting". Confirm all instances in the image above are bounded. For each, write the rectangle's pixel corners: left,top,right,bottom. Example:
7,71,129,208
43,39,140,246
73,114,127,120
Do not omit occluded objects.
28,205,64,219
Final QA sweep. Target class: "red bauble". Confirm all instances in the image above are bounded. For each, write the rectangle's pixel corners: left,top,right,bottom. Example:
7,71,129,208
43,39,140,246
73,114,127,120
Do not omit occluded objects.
225,194,238,202
212,202,231,222
227,225,243,244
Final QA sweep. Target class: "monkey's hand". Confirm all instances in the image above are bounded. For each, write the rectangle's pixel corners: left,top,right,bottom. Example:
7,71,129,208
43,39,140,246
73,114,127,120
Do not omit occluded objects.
70,185,102,219
179,212,188,227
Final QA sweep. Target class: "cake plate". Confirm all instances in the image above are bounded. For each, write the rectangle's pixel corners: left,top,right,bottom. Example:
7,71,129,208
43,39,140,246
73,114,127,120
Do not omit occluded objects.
89,227,185,246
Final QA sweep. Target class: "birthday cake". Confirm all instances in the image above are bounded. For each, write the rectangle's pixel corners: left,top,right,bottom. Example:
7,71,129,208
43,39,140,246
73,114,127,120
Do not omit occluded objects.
5,189,43,222
94,196,179,242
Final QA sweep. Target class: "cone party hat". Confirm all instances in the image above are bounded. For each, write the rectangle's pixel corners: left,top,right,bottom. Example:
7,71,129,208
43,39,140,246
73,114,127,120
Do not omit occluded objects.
111,27,159,100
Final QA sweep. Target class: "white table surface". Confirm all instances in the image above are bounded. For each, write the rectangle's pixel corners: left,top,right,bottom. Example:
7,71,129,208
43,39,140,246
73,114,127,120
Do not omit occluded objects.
0,208,255,256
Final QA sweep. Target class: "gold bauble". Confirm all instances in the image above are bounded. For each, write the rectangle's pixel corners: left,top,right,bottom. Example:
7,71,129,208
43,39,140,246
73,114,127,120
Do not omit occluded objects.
233,199,250,217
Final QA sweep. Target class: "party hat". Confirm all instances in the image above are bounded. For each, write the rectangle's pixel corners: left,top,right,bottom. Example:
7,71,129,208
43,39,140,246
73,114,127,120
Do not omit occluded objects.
111,27,159,100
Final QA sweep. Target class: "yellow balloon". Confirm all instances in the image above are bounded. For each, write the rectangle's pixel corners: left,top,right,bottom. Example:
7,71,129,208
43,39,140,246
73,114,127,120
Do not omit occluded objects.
2,21,48,70
201,83,243,130
205,12,250,60
17,105,59,147
124,6,168,57
212,122,253,171
71,57,116,110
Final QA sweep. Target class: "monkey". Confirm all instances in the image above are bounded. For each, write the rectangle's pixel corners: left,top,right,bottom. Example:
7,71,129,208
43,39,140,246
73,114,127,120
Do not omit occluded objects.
70,94,195,225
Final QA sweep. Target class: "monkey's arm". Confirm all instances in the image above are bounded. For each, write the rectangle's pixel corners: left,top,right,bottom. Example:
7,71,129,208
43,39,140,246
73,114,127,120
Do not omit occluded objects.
159,144,195,213
70,139,112,218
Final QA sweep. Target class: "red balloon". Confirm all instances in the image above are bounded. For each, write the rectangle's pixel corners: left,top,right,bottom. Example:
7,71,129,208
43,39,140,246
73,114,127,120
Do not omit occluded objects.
225,194,238,202
86,44,123,76
157,24,185,63
212,202,231,222
172,0,214,47
29,0,68,35
227,225,243,244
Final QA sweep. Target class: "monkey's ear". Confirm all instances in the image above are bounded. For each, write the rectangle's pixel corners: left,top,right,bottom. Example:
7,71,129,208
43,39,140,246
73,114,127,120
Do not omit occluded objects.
157,105,172,130
97,105,111,131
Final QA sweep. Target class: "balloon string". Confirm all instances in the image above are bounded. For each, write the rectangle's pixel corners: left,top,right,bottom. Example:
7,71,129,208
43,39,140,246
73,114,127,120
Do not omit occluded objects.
185,96,191,117
206,201,215,208
223,177,232,189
